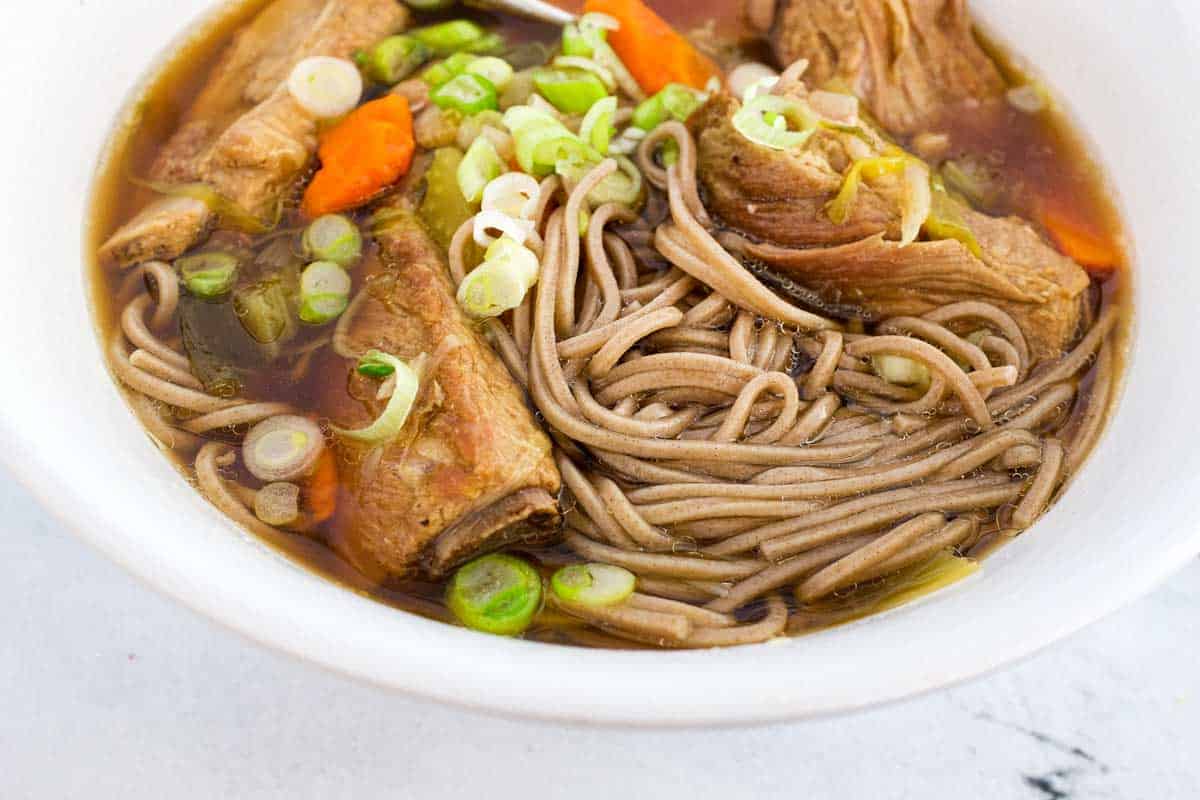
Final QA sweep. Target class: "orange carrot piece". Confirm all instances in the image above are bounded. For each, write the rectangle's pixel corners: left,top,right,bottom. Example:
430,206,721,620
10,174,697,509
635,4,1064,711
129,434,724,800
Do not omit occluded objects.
1040,204,1120,275
301,94,415,219
305,448,339,525
583,0,721,94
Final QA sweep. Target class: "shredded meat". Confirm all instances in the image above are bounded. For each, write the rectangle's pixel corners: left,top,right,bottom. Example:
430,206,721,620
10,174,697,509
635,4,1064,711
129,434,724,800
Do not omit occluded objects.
689,95,902,247
692,92,1089,360
99,0,409,268
323,204,560,580
97,196,215,270
768,0,1006,136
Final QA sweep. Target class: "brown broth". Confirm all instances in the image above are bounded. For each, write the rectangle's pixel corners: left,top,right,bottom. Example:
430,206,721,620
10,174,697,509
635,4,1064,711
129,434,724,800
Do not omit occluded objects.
87,0,1131,648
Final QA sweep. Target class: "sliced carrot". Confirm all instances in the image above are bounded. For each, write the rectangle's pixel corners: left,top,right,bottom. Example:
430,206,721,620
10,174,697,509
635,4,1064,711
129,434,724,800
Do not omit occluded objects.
1040,204,1120,275
301,94,415,219
305,448,339,525
583,0,721,94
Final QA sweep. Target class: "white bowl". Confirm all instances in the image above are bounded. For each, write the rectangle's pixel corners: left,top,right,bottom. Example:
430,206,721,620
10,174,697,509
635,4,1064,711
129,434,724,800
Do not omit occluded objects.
2,0,1198,726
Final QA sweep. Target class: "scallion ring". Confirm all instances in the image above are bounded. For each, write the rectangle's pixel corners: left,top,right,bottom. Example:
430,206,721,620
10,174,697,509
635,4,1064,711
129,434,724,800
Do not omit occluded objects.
457,137,506,204
177,252,239,300
579,96,618,155
332,351,421,444
551,563,636,607
731,94,819,151
299,261,352,325
243,416,326,483
447,553,543,636
302,214,363,267
481,172,541,220
287,56,363,119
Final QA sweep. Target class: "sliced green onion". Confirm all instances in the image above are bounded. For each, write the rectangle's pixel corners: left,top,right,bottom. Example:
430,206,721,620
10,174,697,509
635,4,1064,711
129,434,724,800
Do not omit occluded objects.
457,137,506,204
302,214,363,267
287,56,363,119
900,161,932,247
332,350,421,443
561,23,595,57
482,172,541,219
456,257,530,318
501,104,557,133
631,93,666,131
457,236,539,318
464,32,505,55
871,354,932,391
552,56,616,92
177,252,239,300
579,95,617,155
356,35,430,85
447,554,542,636
485,236,539,286
732,94,818,151
533,135,598,173
632,83,707,131
551,563,635,607
298,261,351,324
243,415,326,483
555,154,642,208
357,352,397,378
421,51,477,88
505,106,577,175
472,210,534,248
659,83,707,122
431,72,498,115
465,56,514,93
825,156,908,225
533,68,608,114
925,181,983,258
254,482,301,527
412,20,487,56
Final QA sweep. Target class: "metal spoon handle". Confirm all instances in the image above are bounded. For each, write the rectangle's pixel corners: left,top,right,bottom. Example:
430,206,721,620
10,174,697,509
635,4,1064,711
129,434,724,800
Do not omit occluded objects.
464,0,577,26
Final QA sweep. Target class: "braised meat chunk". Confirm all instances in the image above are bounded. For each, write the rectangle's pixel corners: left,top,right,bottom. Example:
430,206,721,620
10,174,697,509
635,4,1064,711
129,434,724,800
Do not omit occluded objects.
768,0,1006,136
99,0,409,268
324,203,561,580
691,89,1090,359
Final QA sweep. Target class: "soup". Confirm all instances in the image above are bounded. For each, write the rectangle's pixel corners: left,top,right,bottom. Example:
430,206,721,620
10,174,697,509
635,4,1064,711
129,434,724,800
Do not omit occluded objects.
89,0,1130,648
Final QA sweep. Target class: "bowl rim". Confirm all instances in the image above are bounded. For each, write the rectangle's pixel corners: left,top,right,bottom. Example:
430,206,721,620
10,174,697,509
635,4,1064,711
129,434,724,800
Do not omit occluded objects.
6,0,1200,727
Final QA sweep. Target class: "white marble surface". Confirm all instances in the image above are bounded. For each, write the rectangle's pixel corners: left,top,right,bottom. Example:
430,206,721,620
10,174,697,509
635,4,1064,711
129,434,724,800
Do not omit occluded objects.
1,470,1196,799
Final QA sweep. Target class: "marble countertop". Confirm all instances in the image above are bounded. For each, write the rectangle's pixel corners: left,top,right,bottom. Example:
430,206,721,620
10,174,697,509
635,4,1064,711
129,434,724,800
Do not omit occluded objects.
1,471,1196,799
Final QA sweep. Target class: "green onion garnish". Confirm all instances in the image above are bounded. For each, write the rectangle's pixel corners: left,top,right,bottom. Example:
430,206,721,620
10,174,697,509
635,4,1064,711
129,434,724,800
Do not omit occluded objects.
333,350,421,444
465,56,514,93
731,94,819,151
412,20,488,56
357,35,430,85
447,554,543,636
298,261,352,325
457,137,506,204
302,214,363,267
431,73,498,115
421,52,477,88
532,68,608,114
177,252,239,300
356,352,397,378
551,563,635,607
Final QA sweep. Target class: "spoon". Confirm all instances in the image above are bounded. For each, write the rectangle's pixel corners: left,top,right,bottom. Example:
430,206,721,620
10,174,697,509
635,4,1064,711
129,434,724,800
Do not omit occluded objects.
464,0,577,26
